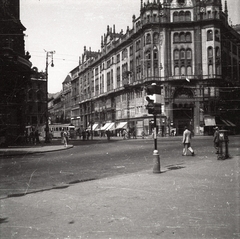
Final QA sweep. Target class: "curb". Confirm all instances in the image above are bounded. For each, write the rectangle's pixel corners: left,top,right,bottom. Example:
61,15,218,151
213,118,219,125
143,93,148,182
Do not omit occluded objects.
0,145,74,157
0,177,97,200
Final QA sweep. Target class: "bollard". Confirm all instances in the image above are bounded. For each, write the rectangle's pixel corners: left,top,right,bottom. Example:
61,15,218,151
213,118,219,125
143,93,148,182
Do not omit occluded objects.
153,149,161,173
218,130,230,160
217,141,224,160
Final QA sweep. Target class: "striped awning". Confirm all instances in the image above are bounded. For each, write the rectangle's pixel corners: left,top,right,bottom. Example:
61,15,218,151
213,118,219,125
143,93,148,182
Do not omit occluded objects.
221,119,236,127
105,122,115,131
86,123,99,131
100,122,112,131
115,122,128,130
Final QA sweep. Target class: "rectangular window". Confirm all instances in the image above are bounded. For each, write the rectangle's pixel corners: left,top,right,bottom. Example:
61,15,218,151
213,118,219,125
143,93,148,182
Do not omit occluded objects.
117,54,120,63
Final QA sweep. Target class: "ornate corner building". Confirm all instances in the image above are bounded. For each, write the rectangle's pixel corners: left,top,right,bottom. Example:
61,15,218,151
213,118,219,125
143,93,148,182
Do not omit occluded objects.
0,0,32,145
67,0,240,136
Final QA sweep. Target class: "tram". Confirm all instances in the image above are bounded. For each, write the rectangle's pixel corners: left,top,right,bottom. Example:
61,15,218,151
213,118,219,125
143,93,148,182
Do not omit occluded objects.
49,124,75,138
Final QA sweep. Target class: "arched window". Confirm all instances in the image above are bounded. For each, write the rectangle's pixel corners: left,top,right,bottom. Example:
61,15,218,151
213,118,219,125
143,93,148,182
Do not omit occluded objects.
179,11,185,21
215,47,220,57
147,15,150,23
208,47,213,58
122,48,128,60
207,11,211,19
185,32,191,42
207,30,213,41
181,66,185,75
136,40,141,51
180,49,185,59
154,48,158,76
173,11,179,22
145,51,151,76
153,48,158,60
186,49,192,59
215,30,220,42
185,11,191,21
173,33,179,43
146,51,151,60
153,33,159,44
175,66,180,76
146,33,151,44
180,32,185,42
187,66,192,75
174,49,179,60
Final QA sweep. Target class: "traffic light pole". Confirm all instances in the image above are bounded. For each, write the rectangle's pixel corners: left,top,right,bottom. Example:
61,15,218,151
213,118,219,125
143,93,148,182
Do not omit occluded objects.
153,114,157,150
153,114,161,173
145,83,162,173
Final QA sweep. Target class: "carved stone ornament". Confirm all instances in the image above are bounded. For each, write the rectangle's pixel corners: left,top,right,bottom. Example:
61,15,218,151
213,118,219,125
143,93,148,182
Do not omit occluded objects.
171,0,193,8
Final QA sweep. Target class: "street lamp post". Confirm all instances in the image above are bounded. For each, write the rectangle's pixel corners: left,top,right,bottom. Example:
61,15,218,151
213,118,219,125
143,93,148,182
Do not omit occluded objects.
45,50,55,143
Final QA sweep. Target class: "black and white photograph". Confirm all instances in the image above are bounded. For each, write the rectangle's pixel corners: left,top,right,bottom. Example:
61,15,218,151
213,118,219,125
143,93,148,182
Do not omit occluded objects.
0,0,240,238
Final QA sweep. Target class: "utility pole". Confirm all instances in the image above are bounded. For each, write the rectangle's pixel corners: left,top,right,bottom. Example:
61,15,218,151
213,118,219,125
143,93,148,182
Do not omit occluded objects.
44,50,55,143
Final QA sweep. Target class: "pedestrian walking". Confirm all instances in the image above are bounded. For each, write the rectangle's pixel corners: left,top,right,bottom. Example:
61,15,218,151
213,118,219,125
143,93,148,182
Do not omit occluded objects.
106,130,110,140
122,129,127,139
182,126,195,156
132,129,137,139
213,126,220,154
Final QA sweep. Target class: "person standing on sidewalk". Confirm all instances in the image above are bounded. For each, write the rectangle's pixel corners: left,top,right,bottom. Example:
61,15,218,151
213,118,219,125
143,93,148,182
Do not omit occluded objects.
182,126,195,156
213,126,220,154
62,129,68,147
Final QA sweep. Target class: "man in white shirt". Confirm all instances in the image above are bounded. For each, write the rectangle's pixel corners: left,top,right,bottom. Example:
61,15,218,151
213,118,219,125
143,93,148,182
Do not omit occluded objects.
182,126,195,156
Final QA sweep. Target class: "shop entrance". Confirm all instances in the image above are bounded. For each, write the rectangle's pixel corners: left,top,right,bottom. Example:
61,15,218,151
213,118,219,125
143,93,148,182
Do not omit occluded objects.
173,104,193,135
172,87,194,135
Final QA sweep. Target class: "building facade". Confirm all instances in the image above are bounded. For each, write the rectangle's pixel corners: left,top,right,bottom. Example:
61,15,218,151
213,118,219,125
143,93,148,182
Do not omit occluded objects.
25,67,47,128
66,0,240,136
0,0,32,145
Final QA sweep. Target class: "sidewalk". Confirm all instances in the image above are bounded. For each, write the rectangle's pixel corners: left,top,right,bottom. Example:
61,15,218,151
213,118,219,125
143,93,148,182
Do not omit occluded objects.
0,154,239,238
0,144,73,156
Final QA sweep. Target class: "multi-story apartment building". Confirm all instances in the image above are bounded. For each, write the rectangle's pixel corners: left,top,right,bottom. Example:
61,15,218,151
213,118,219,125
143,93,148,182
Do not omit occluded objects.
68,0,240,136
0,0,32,145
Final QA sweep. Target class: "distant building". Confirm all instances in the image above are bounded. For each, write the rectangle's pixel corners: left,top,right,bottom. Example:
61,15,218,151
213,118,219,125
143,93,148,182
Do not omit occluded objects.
65,0,240,136
48,75,72,125
0,0,32,145
26,67,47,129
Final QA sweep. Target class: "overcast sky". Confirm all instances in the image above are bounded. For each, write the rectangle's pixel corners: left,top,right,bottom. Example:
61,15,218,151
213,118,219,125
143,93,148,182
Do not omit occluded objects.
20,0,240,93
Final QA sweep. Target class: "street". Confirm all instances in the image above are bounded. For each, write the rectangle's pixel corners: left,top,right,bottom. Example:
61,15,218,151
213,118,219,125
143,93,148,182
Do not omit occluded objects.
0,136,240,239
0,136,239,197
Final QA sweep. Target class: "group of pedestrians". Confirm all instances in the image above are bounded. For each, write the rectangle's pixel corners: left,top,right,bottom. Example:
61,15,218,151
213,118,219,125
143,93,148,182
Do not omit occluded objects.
182,125,224,157
60,124,222,154
25,129,41,145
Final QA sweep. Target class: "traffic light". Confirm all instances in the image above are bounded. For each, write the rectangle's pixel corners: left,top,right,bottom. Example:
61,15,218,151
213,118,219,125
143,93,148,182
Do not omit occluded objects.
146,83,162,96
145,83,162,115
146,97,155,114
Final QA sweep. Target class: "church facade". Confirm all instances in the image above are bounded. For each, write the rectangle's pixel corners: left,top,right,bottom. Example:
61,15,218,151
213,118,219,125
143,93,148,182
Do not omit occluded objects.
0,0,32,145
